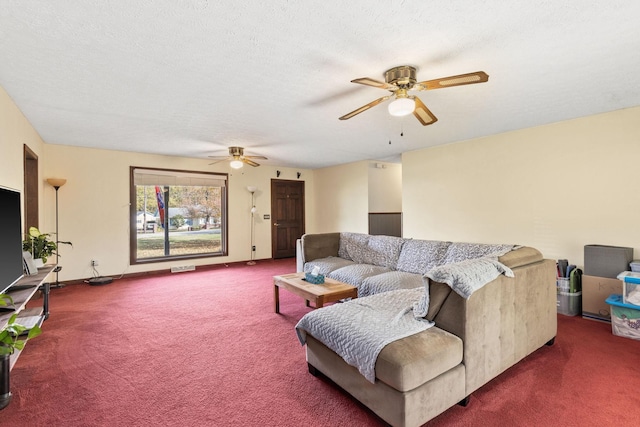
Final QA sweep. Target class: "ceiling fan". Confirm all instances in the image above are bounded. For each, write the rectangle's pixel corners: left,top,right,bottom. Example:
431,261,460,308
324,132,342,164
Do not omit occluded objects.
208,146,267,169
339,65,489,126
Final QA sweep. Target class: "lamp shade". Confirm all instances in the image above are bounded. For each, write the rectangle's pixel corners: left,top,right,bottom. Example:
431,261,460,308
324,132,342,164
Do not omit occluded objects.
388,98,415,116
230,160,244,169
247,186,257,193
46,178,67,188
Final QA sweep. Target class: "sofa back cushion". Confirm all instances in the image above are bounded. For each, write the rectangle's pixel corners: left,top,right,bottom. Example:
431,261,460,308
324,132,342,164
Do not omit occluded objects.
396,239,451,274
338,232,369,261
443,242,517,265
426,281,453,321
301,232,341,262
359,235,405,269
338,233,405,269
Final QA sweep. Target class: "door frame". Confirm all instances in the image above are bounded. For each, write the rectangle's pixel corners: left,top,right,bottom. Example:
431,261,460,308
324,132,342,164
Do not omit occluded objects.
23,144,39,233
270,179,305,259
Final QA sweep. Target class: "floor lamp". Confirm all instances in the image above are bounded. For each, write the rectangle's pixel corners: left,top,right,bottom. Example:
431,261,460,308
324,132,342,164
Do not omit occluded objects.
46,178,67,288
247,186,257,265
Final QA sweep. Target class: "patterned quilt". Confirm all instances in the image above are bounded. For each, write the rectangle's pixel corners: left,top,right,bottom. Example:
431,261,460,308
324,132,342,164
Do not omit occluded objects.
296,288,433,383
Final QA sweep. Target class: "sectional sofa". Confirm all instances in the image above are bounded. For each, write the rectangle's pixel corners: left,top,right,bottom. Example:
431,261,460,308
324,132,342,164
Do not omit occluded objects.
295,232,556,427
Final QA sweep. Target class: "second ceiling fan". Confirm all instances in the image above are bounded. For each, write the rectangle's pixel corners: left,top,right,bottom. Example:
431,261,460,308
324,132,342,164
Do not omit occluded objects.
339,65,489,126
208,146,267,169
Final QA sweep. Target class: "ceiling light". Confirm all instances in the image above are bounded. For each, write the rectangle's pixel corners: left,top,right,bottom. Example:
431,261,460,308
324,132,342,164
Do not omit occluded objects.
388,97,415,117
230,160,244,169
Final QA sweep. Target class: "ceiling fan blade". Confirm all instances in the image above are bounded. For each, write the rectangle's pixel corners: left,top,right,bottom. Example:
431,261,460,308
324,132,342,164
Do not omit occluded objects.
244,155,268,160
415,71,489,91
208,155,231,165
412,97,438,126
242,158,260,167
351,77,396,90
339,95,391,120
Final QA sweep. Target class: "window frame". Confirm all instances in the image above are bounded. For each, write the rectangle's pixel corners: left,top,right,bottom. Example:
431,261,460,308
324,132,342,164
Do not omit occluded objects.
129,166,228,265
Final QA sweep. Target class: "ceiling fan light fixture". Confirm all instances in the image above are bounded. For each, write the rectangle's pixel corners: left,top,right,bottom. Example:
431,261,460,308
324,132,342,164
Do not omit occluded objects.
230,159,244,169
388,97,415,117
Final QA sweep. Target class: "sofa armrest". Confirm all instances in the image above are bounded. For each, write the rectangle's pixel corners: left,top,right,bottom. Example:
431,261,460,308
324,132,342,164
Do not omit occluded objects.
296,239,304,272
300,233,341,264
498,246,543,269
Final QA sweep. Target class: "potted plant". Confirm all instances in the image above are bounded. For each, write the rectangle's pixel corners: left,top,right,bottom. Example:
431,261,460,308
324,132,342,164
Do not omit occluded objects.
0,293,42,409
22,226,71,266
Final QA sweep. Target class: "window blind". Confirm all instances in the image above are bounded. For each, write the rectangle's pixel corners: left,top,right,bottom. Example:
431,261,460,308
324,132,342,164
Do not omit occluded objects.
133,168,226,187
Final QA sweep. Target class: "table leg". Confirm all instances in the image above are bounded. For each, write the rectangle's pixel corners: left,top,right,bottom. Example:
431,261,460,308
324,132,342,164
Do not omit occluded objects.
274,283,280,314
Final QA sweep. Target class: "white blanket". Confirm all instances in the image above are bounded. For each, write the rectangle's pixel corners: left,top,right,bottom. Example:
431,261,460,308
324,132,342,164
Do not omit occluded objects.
296,288,433,383
426,256,514,299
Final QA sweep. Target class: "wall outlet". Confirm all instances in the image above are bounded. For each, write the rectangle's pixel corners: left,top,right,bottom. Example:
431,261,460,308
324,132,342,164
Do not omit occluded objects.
91,260,99,266
252,245,256,251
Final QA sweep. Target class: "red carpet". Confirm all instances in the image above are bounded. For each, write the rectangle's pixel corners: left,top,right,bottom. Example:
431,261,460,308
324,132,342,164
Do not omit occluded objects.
3,258,640,426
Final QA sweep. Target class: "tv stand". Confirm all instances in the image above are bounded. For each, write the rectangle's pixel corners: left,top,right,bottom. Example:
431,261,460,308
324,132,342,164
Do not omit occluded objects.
1,265,54,371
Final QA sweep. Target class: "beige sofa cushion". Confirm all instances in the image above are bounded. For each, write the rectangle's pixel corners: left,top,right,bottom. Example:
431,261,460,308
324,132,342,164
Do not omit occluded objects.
376,326,463,392
301,232,340,262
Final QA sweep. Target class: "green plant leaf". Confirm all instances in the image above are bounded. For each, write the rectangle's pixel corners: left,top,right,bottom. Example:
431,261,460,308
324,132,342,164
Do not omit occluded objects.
27,325,42,339
0,311,43,354
28,226,41,237
0,293,14,307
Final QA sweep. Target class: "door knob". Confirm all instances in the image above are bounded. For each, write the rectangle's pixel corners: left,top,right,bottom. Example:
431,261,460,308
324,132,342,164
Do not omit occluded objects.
274,223,280,226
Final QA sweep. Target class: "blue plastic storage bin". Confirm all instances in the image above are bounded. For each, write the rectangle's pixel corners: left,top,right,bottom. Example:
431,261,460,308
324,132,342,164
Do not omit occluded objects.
605,294,640,341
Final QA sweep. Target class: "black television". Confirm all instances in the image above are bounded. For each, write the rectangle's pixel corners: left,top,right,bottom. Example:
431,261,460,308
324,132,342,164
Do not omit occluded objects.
0,185,24,294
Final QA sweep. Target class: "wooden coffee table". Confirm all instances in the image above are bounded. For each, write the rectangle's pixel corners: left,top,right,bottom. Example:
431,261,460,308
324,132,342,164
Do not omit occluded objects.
273,272,358,313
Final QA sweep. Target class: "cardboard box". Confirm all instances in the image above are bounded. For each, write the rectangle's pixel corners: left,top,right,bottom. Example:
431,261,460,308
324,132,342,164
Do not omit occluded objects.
584,245,633,278
582,275,623,321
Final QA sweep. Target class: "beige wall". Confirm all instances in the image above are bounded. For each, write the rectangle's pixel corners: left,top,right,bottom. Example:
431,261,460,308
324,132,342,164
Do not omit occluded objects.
368,161,402,213
40,144,314,280
311,161,369,233
0,86,45,202
1,86,315,280
403,106,640,268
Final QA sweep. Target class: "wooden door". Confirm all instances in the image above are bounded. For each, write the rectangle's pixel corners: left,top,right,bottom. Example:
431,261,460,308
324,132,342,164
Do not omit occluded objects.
271,179,305,259
23,144,39,233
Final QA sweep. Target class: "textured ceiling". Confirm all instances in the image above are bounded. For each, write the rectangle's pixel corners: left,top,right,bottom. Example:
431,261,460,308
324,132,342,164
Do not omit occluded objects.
1,1,640,169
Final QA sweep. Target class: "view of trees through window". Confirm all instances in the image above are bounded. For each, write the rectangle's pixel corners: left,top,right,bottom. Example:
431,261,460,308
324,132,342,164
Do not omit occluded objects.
131,169,227,262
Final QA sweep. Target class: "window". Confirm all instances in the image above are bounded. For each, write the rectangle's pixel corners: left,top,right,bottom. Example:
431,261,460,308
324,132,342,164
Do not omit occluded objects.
130,167,228,264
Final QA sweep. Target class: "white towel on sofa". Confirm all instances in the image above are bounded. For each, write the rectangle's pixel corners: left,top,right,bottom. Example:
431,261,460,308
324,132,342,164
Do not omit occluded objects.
426,256,514,299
